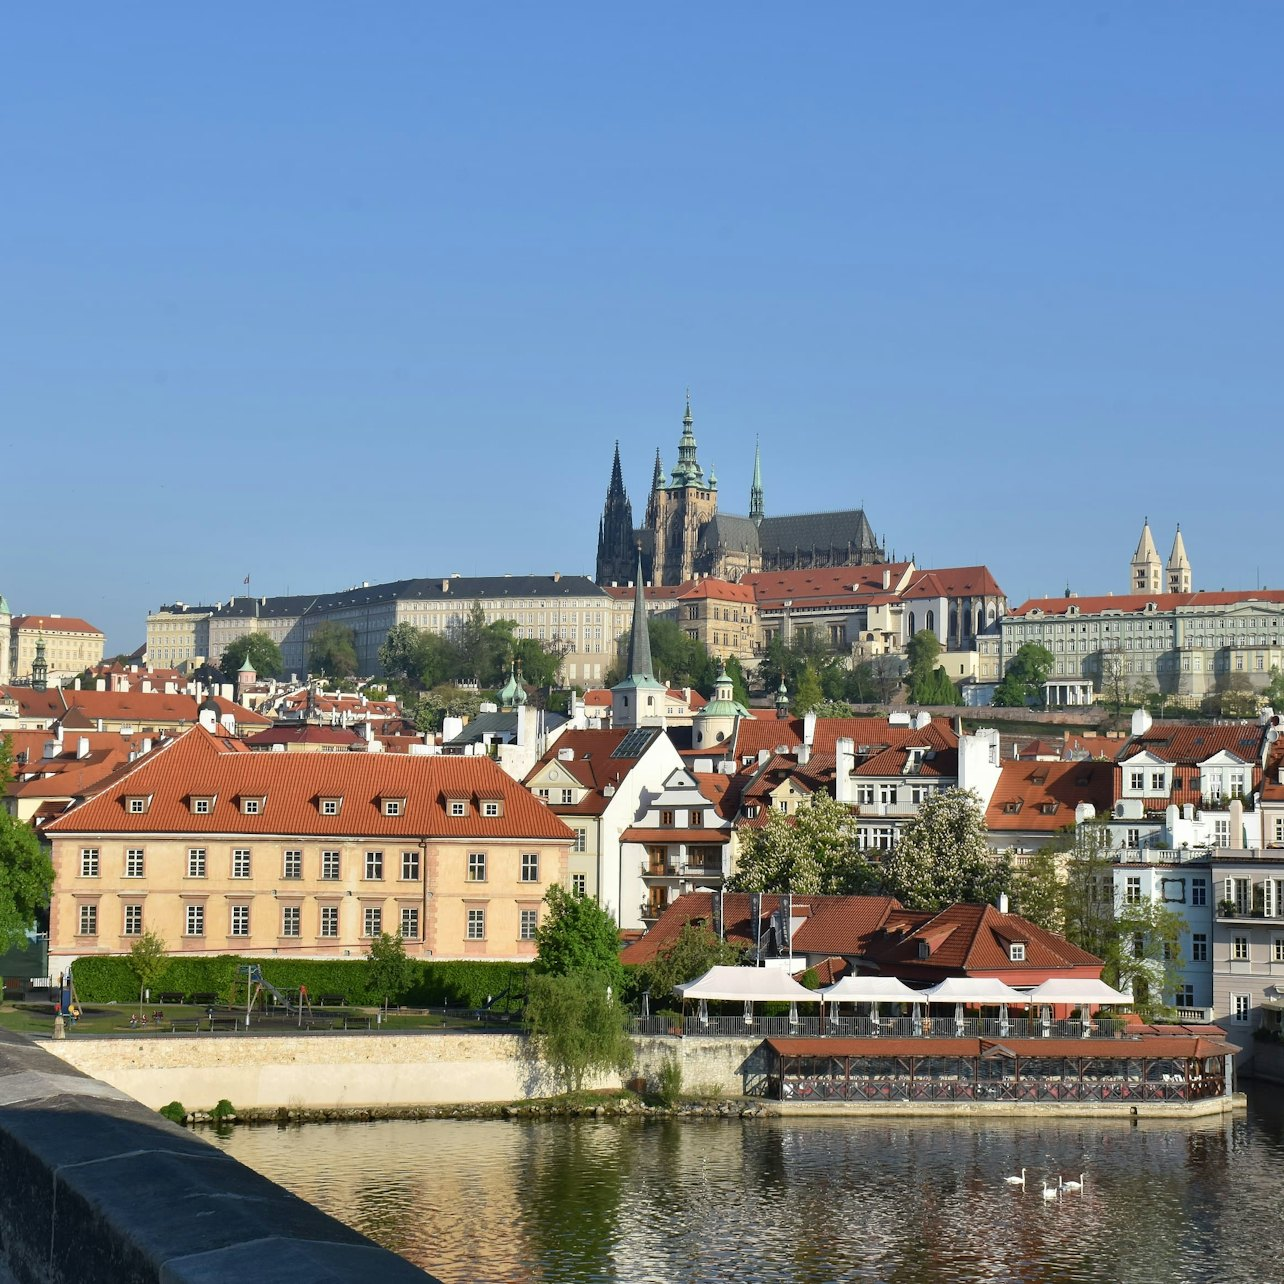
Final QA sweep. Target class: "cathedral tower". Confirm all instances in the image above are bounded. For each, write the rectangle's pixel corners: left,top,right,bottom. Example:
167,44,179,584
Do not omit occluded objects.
1167,525,1192,594
1131,518,1162,594
648,393,719,586
595,442,637,586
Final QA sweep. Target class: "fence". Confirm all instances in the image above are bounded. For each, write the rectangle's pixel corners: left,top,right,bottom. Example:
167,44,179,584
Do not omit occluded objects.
630,1015,1130,1041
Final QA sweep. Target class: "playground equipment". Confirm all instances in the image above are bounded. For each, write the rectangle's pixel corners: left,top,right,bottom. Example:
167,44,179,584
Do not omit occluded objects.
236,965,313,1027
56,966,83,1022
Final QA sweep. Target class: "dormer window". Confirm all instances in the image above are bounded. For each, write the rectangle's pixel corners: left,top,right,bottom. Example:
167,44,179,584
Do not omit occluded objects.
190,796,214,815
319,797,342,817
382,798,405,817
241,797,264,816
126,796,150,814
1039,802,1058,815
1009,943,1026,962
448,798,468,817
481,800,503,818
917,940,930,959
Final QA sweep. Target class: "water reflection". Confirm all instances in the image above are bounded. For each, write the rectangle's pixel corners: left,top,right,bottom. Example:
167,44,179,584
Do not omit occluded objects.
212,1094,1282,1283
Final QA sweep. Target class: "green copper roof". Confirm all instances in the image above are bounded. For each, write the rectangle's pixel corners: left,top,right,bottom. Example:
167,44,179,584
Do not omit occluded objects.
0,595,9,616
613,551,665,694
668,391,706,488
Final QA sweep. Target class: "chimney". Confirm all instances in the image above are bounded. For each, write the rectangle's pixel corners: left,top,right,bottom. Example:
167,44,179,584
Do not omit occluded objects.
835,737,856,804
797,742,811,767
95,678,106,692
803,710,817,749
997,892,1010,914
882,568,891,590
141,679,152,694
77,737,91,760
1229,798,1244,850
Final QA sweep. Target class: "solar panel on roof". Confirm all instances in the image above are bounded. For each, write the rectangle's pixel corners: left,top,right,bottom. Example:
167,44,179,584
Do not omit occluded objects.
612,727,659,759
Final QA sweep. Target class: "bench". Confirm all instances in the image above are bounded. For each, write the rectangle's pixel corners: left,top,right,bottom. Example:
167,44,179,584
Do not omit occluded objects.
157,992,185,1005
189,993,219,1006
316,994,346,1007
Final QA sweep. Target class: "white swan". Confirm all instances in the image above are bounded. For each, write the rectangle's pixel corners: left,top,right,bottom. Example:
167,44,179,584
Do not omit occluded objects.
1004,1168,1026,1186
1060,1174,1084,1192
1041,1181,1059,1201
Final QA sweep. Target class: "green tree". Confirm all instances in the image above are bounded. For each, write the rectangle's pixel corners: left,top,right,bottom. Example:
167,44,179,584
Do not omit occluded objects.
534,885,623,988
219,631,284,681
1110,900,1185,1022
366,932,417,1008
1009,848,1063,933
1059,821,1118,962
906,630,941,702
790,664,825,715
412,684,485,733
512,636,567,688
723,655,752,707
1265,666,1284,711
524,971,634,1094
992,643,1055,708
309,621,359,679
915,666,961,706
127,929,167,1018
641,922,743,1004
0,738,54,949
880,789,1011,911
729,792,879,896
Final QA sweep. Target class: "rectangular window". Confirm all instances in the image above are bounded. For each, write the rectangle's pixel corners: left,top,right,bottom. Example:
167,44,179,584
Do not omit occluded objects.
1150,772,1165,792
187,849,206,878
1191,934,1208,962
365,850,384,880
320,905,339,938
1129,770,1144,790
1126,876,1142,904
560,789,574,804
1233,936,1249,961
123,904,143,936
571,873,587,896
282,850,302,879
520,852,540,883
128,797,146,814
321,799,339,816
1233,994,1250,1022
77,904,98,936
482,801,500,818
572,828,586,853
1008,943,1025,961
660,810,675,827
383,799,401,816
193,798,211,815
467,852,487,882
1133,933,1146,959
80,848,99,878
450,800,466,817
363,907,382,938
185,903,205,937
230,905,250,936
401,850,420,881
689,810,704,828
400,907,420,940
520,909,538,940
1274,938,1284,964
321,850,341,880
281,905,301,937
242,798,261,815
124,849,144,878
467,908,486,940
1175,985,1195,1008
232,848,251,879
1191,879,1207,907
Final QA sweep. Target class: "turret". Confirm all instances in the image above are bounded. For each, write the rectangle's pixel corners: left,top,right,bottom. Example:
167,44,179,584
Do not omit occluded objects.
1131,517,1162,594
775,676,790,719
1167,525,1191,594
749,438,764,525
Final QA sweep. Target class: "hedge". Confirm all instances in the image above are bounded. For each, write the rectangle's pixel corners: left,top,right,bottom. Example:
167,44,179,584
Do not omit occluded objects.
71,954,534,1010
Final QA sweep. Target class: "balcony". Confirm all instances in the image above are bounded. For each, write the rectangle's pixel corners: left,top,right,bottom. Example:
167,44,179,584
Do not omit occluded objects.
1116,847,1213,866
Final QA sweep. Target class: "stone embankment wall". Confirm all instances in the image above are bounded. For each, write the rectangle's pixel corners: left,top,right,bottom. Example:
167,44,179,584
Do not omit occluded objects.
46,1032,763,1111
0,1032,432,1283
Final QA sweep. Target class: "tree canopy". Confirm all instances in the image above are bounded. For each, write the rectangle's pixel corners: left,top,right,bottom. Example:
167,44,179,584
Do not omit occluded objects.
992,643,1055,708
379,617,565,694
127,929,167,1015
0,738,54,949
524,971,634,1094
309,621,359,679
728,792,879,896
219,632,283,681
534,885,624,988
880,788,1011,911
366,931,417,1006
639,922,743,1004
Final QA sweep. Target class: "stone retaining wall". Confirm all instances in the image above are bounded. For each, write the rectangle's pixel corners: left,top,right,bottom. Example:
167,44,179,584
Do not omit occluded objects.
0,1032,432,1283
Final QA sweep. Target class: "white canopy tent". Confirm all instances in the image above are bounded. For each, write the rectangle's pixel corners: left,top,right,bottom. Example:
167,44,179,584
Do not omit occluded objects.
922,977,1032,1037
820,976,924,1004
1023,978,1133,1006
676,966,822,1029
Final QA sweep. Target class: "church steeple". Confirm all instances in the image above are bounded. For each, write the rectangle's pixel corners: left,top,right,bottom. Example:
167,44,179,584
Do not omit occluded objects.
750,437,764,525
625,550,655,683
595,441,637,586
611,548,666,729
1131,517,1162,594
669,390,705,488
1167,524,1192,594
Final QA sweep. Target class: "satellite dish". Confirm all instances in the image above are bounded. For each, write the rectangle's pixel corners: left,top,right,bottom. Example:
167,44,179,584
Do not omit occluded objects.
1267,727,1280,744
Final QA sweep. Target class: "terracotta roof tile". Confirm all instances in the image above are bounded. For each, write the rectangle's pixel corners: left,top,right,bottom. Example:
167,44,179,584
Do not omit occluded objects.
9,615,103,635
985,761,1115,832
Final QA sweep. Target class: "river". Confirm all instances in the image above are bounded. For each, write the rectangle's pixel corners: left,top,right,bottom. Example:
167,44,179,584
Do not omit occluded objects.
211,1089,1282,1282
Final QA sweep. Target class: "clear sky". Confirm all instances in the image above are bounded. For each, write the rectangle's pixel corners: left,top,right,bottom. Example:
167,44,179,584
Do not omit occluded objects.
3,5,1281,654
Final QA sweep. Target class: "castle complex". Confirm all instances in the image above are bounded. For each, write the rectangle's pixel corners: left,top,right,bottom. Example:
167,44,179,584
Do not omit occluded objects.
595,396,884,586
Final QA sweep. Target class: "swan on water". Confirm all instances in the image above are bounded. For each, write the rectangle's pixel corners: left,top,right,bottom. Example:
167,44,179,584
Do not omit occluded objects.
1060,1174,1084,1192
1041,1181,1059,1201
1004,1168,1026,1186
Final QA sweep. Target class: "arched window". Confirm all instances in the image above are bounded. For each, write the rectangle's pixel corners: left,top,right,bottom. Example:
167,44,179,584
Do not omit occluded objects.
976,608,984,634
908,611,916,635
927,610,935,634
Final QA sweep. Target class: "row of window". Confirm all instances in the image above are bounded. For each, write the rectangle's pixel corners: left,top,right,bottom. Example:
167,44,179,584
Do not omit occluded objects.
75,902,542,942
77,847,543,883
1125,876,1208,906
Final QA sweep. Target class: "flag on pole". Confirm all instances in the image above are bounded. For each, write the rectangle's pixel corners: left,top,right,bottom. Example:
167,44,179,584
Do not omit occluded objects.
244,575,250,586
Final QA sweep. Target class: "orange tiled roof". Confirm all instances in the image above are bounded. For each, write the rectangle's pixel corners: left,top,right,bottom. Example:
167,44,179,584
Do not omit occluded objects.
674,578,757,604
985,760,1116,832
901,566,1004,600
9,615,103,635
1118,722,1265,767
1012,589,1284,616
45,724,573,842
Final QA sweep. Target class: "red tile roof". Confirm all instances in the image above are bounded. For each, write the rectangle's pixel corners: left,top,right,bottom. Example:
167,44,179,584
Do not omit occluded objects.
741,564,914,609
9,615,103,635
675,578,757,604
901,566,1004,600
731,715,959,762
525,728,664,816
1012,589,1284,617
765,1034,1238,1060
1118,722,1265,767
245,725,364,748
619,828,730,844
46,724,573,841
985,761,1116,832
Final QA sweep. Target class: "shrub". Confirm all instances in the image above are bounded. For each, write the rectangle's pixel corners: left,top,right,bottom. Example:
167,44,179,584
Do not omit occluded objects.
210,1098,236,1120
655,1054,683,1107
159,1101,186,1124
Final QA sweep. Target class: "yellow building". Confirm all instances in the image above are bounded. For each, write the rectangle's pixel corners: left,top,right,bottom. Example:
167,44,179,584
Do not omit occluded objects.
44,723,573,975
9,614,105,683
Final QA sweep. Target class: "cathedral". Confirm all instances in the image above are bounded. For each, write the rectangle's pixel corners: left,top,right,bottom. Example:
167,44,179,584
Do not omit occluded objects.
595,396,885,586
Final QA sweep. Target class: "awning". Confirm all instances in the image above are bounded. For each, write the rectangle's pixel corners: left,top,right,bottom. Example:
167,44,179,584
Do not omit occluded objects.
676,965,822,1003
1023,978,1133,1006
921,977,1031,1006
821,975,924,1004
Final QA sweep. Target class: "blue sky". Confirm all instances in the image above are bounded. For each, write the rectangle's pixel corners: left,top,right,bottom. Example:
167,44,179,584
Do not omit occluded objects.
3,5,1281,653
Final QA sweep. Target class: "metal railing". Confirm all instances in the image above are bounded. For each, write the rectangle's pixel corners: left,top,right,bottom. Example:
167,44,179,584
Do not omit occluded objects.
631,1016,1130,1040
777,1078,1222,1104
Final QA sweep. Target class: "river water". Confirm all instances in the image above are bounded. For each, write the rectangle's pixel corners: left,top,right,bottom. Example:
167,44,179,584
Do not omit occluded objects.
212,1089,1283,1283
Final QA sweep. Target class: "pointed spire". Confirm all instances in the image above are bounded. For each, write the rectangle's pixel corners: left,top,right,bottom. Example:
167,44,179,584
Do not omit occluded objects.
670,391,705,487
1131,517,1162,593
1167,524,1191,593
626,548,655,682
607,440,625,498
651,448,665,492
750,436,765,525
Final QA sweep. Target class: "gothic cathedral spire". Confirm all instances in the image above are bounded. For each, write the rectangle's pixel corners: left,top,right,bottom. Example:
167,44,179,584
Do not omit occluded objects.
750,436,764,525
594,441,637,586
